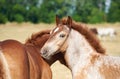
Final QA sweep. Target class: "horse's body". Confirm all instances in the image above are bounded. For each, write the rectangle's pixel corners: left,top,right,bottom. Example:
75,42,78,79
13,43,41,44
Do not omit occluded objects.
97,28,116,37
0,40,51,79
41,16,120,79
0,30,66,79
0,40,30,79
91,27,117,40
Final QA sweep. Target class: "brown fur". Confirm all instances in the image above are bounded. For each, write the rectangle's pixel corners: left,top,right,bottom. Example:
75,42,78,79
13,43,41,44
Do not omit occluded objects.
0,30,54,79
0,39,52,79
25,30,66,66
0,29,68,79
25,30,50,50
61,17,105,54
0,40,30,79
90,28,98,35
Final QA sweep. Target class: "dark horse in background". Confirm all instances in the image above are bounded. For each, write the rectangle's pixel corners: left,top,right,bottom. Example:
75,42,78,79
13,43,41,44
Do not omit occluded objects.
0,30,66,79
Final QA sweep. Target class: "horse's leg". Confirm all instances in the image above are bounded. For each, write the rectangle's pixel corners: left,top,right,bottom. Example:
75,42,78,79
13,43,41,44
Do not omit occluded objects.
110,34,116,41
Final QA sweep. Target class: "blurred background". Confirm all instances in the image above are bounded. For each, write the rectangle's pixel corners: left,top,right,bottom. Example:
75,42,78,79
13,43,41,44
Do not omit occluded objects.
0,0,119,24
0,0,120,79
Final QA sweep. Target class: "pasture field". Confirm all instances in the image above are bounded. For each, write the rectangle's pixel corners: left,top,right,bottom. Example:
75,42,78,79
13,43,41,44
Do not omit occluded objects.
0,22,120,79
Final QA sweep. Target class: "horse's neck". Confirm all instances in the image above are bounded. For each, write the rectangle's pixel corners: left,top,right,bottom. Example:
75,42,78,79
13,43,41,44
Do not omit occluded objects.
65,29,95,73
35,44,66,66
25,43,55,66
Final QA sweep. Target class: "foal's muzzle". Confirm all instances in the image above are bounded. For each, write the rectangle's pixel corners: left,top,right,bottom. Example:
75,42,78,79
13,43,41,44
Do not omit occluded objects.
40,47,50,59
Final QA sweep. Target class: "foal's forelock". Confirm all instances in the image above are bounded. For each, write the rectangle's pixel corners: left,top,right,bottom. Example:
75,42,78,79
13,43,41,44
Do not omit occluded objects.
51,25,70,34
52,27,60,33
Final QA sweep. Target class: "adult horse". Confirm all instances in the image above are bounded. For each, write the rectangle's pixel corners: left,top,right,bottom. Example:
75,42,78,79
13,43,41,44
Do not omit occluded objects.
90,27,117,40
0,30,66,79
41,16,120,79
25,30,66,66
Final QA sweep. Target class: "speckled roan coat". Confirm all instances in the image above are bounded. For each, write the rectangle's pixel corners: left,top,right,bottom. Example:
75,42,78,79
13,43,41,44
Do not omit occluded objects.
41,16,120,79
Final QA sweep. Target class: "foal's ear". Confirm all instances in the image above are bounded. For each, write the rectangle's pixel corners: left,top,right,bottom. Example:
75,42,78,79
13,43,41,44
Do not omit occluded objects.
67,16,72,28
56,15,60,26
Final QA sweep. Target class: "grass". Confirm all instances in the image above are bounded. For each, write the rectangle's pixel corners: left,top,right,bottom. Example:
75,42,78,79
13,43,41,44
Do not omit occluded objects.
0,22,120,79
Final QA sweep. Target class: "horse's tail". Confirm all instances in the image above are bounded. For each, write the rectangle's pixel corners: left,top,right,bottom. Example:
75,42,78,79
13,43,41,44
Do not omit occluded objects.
0,50,11,79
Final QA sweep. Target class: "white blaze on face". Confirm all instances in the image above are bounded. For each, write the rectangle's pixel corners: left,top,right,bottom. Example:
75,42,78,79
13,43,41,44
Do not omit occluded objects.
54,27,60,33
50,27,60,34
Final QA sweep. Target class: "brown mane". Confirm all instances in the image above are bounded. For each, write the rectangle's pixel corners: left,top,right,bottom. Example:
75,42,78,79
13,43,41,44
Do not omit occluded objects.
25,30,50,48
61,17,105,54
25,30,67,66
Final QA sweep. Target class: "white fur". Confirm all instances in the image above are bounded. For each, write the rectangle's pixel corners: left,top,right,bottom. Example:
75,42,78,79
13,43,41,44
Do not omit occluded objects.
66,29,95,76
97,28,116,40
65,29,120,79
53,27,59,33
41,26,120,79
0,50,11,79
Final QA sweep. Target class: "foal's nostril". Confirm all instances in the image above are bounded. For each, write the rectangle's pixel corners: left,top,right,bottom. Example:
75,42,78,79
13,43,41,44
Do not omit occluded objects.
41,49,48,55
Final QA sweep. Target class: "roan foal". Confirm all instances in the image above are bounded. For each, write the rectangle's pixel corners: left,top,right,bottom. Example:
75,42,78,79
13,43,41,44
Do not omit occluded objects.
41,16,120,79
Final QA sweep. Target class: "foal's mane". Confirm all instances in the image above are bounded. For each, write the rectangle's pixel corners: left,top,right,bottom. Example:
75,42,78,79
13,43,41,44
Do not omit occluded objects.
25,30,50,48
61,17,105,54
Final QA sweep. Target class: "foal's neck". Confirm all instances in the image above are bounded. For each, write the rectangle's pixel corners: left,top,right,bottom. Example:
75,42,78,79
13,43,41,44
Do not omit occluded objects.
65,29,96,73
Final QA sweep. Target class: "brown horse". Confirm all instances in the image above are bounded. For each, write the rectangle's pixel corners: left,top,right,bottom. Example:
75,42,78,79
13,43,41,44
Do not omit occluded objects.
0,30,66,79
41,16,120,79
25,30,66,66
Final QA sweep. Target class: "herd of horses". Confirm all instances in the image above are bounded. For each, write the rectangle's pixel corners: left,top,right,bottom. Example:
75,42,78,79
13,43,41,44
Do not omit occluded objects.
0,16,120,79
90,27,117,40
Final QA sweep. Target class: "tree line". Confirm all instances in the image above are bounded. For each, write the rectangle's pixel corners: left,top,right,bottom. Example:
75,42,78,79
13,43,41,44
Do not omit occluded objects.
0,0,119,24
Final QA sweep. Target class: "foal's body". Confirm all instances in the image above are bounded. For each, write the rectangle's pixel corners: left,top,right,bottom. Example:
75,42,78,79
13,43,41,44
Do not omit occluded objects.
41,16,120,79
65,29,120,79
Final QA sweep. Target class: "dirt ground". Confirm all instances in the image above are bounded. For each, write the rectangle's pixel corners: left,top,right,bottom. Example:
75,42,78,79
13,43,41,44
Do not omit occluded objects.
0,22,120,79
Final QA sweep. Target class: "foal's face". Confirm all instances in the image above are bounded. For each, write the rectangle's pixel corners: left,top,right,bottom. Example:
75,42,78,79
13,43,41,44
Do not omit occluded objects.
41,25,70,59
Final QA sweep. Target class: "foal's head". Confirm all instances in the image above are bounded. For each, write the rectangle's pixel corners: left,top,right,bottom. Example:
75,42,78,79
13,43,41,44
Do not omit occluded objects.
41,16,72,59
25,29,66,65
41,16,105,59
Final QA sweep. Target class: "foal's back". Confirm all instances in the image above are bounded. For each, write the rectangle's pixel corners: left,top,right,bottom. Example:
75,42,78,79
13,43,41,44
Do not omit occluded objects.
96,55,120,79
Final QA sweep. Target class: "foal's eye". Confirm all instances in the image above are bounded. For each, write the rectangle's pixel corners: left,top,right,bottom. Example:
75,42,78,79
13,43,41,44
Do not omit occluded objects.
59,34,66,38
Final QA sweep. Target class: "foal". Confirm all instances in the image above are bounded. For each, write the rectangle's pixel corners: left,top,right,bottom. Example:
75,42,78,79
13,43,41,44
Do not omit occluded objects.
41,16,120,79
